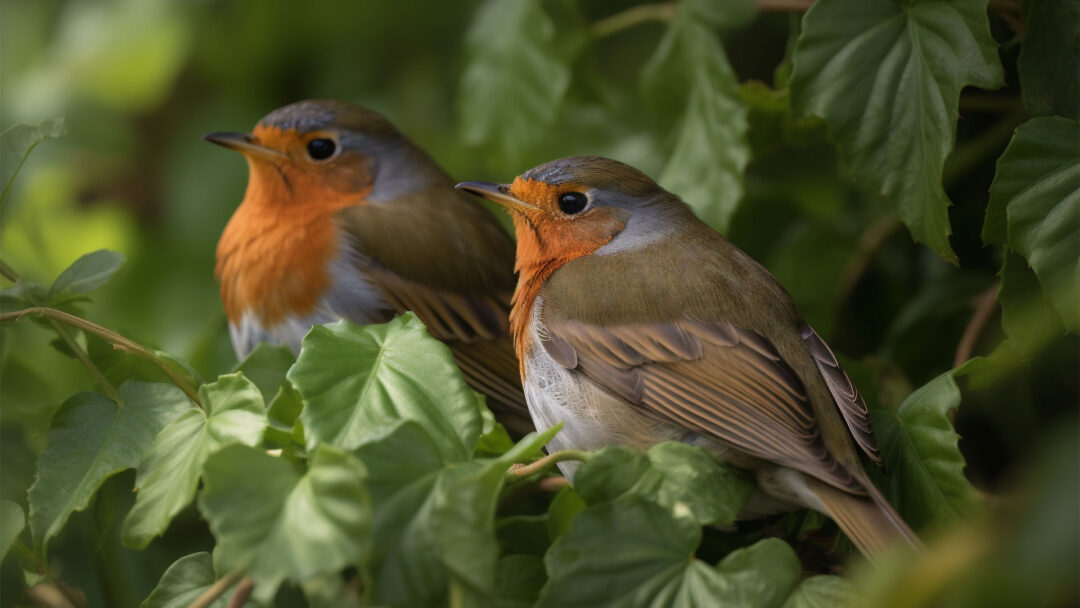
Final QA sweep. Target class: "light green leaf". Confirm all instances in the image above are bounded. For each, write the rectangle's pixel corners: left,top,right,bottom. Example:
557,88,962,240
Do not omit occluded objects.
122,373,268,549
642,3,749,232
538,497,801,607
233,343,295,402
546,486,585,541
45,249,126,302
28,381,190,559
986,116,1079,332
140,552,254,608
288,315,481,457
1,500,25,559
457,0,570,163
780,575,853,608
1,118,65,212
574,443,753,526
791,0,1005,261
199,444,371,602
871,364,979,529
1018,0,1079,119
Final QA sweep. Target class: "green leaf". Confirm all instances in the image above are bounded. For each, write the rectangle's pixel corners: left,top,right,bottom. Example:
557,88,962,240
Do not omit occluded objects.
490,554,546,608
1018,0,1079,120
641,2,749,232
986,116,1079,332
288,315,481,457
574,443,753,526
780,575,853,608
538,497,801,608
199,444,371,602
997,252,1067,356
45,249,126,302
457,0,570,163
122,373,268,549
546,486,585,541
791,0,1005,262
141,552,254,608
871,365,978,530
0,118,65,212
233,343,295,402
0,500,25,559
28,381,190,559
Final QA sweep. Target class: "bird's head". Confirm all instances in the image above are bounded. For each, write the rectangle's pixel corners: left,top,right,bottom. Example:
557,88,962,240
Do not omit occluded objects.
457,156,676,269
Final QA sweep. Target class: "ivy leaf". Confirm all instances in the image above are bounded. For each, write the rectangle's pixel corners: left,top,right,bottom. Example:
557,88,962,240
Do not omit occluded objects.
288,315,481,457
1,500,24,559
538,497,801,607
1,118,66,213
141,552,255,608
986,116,1079,332
791,0,1004,262
871,363,980,530
122,373,268,549
199,444,371,602
457,0,570,164
233,343,295,402
641,2,749,232
28,381,190,559
574,443,753,526
1018,0,1079,119
45,249,126,303
780,576,854,608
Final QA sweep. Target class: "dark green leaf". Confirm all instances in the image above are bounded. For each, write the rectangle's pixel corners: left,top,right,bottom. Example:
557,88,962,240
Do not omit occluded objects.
539,497,801,607
458,0,570,163
546,486,585,541
199,444,370,602
574,443,753,526
684,0,757,30
122,373,268,549
781,575,853,608
997,252,1066,356
233,343,295,402
28,382,190,559
0,119,65,212
141,552,254,608
986,116,1079,331
490,554,546,608
1018,0,1079,119
0,500,24,559
288,315,481,457
46,249,126,302
641,3,749,232
791,0,1004,261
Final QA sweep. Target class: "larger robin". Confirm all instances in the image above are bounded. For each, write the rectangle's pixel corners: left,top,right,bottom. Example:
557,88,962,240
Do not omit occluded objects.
204,99,531,433
457,156,921,557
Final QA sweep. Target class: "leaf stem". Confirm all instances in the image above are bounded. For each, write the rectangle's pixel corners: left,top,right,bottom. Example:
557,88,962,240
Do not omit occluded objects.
48,318,121,402
0,306,202,408
188,568,244,608
590,3,675,39
953,281,1000,368
508,449,591,478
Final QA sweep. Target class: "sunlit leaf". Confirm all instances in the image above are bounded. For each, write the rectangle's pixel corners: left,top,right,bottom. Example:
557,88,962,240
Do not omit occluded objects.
288,315,481,456
539,497,801,607
574,443,753,526
122,374,267,549
199,444,370,602
0,500,24,559
458,0,570,164
28,382,190,559
986,116,1079,332
141,552,255,608
0,118,65,213
791,0,1004,261
1018,0,1079,119
45,249,126,302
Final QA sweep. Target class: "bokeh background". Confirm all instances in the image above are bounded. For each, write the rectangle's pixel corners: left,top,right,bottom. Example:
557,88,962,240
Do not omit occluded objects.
1,0,1076,605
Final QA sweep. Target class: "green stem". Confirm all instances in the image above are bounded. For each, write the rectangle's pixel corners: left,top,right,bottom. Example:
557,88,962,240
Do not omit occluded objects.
590,3,675,39
0,260,18,282
0,306,202,408
48,318,121,402
508,449,591,478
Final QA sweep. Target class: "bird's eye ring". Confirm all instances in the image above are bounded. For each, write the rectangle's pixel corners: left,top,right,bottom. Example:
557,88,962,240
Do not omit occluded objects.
558,191,588,215
306,138,337,161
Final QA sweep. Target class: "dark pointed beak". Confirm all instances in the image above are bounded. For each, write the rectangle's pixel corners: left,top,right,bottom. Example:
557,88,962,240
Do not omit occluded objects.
201,131,286,159
455,181,538,211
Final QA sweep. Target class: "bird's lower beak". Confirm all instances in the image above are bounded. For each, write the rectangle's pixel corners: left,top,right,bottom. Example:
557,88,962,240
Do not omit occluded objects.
201,131,286,160
455,181,538,212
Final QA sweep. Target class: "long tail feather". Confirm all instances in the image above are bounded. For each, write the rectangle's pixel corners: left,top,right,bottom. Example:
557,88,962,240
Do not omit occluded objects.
807,477,923,561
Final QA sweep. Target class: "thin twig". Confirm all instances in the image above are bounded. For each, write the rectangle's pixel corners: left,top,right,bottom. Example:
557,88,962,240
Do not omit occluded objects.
837,217,903,304
227,578,254,608
0,260,19,282
538,476,571,492
591,3,675,38
508,449,591,478
0,307,202,407
187,568,244,608
954,281,1000,368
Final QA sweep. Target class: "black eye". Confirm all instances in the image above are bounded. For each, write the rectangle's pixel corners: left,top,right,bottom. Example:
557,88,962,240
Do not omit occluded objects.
558,191,588,215
306,138,336,160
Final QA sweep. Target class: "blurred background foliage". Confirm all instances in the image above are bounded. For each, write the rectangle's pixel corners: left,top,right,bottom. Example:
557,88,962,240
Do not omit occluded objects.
0,0,1076,606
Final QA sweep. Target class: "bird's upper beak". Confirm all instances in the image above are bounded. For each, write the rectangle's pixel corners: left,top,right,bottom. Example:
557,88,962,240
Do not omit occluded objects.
455,181,538,212
201,131,286,160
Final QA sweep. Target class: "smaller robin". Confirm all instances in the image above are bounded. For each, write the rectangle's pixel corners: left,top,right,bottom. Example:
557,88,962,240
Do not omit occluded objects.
457,156,921,557
204,100,531,433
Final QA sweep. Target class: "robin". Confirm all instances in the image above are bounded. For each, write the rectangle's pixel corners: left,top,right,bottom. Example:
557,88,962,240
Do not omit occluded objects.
457,156,921,558
204,99,531,433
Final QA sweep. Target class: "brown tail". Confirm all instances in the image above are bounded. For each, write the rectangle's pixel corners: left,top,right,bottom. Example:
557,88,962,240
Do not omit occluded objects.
449,335,535,436
807,477,923,561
